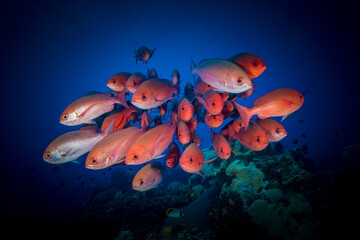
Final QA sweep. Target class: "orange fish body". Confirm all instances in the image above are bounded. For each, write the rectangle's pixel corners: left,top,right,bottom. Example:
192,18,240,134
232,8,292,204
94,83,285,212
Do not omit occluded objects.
158,103,168,116
194,79,215,95
222,101,234,119
236,120,268,151
135,46,156,64
194,90,224,115
165,142,181,168
228,52,267,79
254,118,287,142
106,72,132,92
132,162,165,191
234,88,305,130
187,115,198,132
43,122,113,164
179,143,216,176
131,78,177,109
126,72,146,93
140,112,150,131
60,93,125,126
221,118,244,142
101,106,137,132
204,112,224,128
177,120,191,145
211,129,231,160
190,132,201,147
238,80,255,100
85,126,144,169
178,98,194,122
125,123,175,165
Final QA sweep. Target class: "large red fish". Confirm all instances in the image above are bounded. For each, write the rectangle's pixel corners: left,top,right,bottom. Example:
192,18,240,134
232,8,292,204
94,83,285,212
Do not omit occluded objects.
60,93,126,126
43,121,113,164
194,90,224,115
191,58,252,93
132,162,165,191
165,142,181,168
179,143,216,176
125,122,175,165
236,120,268,151
254,118,287,142
234,88,305,130
106,72,131,92
178,98,194,122
85,126,145,170
211,129,231,160
228,52,267,79
100,106,137,132
131,78,177,109
177,120,191,145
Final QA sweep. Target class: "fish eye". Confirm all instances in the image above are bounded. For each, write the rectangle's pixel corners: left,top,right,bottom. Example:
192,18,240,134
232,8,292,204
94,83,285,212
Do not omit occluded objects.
256,136,260,142
132,154,138,159
212,102,215,106
220,148,223,153
300,95,303,99
252,60,258,67
213,115,216,119
45,152,52,159
62,114,68,120
139,179,144,185
275,128,280,134
90,157,97,165
239,123,242,127
182,107,184,111
142,94,147,101
112,78,116,83
236,77,242,85
208,84,211,87
134,82,137,86
189,158,193,162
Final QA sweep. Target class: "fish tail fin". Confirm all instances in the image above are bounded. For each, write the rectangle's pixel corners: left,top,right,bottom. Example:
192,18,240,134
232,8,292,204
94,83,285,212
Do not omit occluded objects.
204,156,217,164
101,119,115,136
193,91,208,110
115,90,129,108
233,102,252,131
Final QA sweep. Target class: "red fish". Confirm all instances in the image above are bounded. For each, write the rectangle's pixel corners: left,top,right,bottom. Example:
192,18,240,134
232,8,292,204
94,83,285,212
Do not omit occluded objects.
125,122,175,165
43,121,113,164
194,90,224,115
204,112,224,128
187,115,198,132
85,126,145,169
132,162,165,191
211,129,231,160
126,72,146,93
194,79,215,95
165,142,181,168
234,88,305,130
101,106,137,132
190,132,201,147
219,92,229,102
158,103,168,116
140,112,150,131
254,118,287,142
172,69,181,95
236,120,268,151
131,78,177,109
178,98,194,122
222,101,234,119
179,143,216,176
238,80,255,100
106,72,131,92
221,118,244,142
60,93,126,126
228,52,267,79
177,120,191,145
147,67,158,78
191,58,252,93
134,46,156,64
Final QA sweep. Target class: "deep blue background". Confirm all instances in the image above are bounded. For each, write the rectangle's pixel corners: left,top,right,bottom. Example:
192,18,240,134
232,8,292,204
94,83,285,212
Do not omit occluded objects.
1,0,358,217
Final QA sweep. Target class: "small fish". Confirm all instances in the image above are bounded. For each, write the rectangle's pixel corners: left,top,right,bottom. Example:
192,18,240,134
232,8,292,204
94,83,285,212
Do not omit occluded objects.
190,132,201,147
125,122,175,165
43,121,114,164
178,98,194,122
187,115,198,132
204,112,224,128
165,208,184,218
254,118,287,142
238,80,255,100
126,72,146,93
132,162,165,191
179,143,217,176
165,142,181,168
220,118,244,142
235,120,268,151
86,126,145,170
140,112,150,131
222,101,234,119
172,69,181,95
234,88,305,130
147,68,158,78
227,52,267,79
131,79,177,109
106,72,132,92
100,106,137,132
194,90,224,115
211,129,231,160
158,103,168,116
190,58,252,93
177,120,191,145
134,46,156,64
194,79,215,95
60,93,127,126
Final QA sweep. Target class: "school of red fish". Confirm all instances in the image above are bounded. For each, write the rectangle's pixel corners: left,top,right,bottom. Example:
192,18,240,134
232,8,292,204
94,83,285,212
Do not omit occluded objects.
43,50,304,192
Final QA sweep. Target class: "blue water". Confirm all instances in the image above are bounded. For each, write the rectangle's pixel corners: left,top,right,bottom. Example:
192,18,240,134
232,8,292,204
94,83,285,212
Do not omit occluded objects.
1,0,359,238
